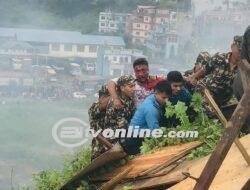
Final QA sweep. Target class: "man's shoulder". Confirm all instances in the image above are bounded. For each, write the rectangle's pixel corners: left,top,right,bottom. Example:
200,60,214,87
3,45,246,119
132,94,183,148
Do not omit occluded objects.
146,75,166,89
211,52,231,64
88,102,102,118
139,94,154,107
149,75,166,81
89,102,99,112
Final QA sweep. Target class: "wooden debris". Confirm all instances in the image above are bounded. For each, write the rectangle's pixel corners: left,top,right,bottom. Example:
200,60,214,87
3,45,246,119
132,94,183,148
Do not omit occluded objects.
204,88,250,165
171,134,250,190
193,86,250,190
98,167,132,190
136,163,179,180
241,179,250,190
60,143,127,190
113,170,187,190
90,141,202,181
136,142,202,178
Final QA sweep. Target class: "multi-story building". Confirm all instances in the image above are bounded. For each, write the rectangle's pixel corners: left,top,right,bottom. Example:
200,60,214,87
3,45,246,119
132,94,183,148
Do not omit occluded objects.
0,27,125,60
146,26,178,62
96,48,146,76
126,5,177,46
99,11,129,34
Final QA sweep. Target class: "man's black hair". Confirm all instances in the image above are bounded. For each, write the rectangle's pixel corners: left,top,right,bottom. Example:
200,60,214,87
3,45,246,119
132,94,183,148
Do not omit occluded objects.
133,58,149,68
167,71,184,83
154,80,172,96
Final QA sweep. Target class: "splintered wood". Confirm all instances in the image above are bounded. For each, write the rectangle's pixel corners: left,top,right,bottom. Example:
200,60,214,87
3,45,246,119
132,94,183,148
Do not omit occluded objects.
91,141,202,181
170,134,250,190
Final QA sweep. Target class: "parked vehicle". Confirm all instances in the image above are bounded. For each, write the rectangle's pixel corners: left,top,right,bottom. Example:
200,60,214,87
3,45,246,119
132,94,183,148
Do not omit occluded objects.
73,92,87,99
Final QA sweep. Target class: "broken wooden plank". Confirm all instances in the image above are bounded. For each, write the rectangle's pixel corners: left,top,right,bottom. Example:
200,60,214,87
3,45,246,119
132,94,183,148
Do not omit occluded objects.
136,163,179,180
90,141,202,181
136,142,202,178
193,88,250,190
60,143,127,190
96,134,114,149
204,88,250,165
170,134,250,190
98,167,132,190
114,169,187,190
241,179,250,190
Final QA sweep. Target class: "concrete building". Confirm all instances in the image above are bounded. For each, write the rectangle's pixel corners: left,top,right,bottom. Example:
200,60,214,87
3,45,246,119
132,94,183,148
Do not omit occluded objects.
125,5,177,45
96,48,146,77
0,27,125,60
146,27,178,61
99,11,129,34
0,40,34,56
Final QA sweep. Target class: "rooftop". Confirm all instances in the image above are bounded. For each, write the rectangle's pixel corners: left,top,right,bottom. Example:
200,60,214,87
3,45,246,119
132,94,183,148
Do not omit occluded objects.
0,27,125,46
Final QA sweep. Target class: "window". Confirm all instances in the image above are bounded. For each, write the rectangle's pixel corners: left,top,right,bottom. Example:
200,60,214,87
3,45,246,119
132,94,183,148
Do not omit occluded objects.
77,45,85,52
89,45,97,53
51,43,60,51
64,44,72,51
136,31,140,35
144,16,149,22
110,23,115,27
124,57,128,63
100,15,105,20
136,23,140,28
113,56,117,61
100,22,105,26
135,38,141,44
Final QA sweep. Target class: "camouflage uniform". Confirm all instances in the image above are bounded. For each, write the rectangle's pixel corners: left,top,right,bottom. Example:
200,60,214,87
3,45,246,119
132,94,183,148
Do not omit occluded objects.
195,51,212,75
89,85,109,160
184,52,211,77
184,52,211,93
104,75,136,144
198,52,237,106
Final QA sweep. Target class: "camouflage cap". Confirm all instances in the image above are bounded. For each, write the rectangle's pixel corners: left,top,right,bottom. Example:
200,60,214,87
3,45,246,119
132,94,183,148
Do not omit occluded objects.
117,75,136,87
195,52,211,67
98,85,109,97
233,35,243,47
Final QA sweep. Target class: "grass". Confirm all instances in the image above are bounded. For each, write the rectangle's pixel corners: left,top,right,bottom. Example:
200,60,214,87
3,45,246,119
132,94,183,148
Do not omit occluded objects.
0,98,94,189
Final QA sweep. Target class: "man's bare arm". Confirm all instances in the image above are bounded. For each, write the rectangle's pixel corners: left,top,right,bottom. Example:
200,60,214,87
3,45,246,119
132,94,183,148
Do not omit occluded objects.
108,80,123,109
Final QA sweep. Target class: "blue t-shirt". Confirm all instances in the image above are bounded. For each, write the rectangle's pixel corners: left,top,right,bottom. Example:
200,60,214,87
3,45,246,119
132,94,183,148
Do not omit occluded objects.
130,94,163,130
169,87,192,105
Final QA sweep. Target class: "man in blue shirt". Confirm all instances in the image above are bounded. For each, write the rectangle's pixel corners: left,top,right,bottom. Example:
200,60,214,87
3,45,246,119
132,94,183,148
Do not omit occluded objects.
167,71,192,106
122,80,172,155
160,71,193,128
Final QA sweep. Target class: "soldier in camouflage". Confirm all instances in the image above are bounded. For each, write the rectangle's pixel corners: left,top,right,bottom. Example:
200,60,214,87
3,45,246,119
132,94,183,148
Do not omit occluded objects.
89,85,110,160
185,52,211,93
196,36,242,106
104,75,136,144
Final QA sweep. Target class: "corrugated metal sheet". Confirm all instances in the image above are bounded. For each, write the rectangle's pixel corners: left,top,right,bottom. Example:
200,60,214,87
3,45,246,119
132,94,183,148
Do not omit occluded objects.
0,27,125,46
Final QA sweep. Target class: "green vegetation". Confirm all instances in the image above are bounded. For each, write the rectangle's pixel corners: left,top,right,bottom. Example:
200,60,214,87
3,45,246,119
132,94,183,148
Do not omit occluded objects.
0,0,191,33
33,147,91,190
140,93,224,159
